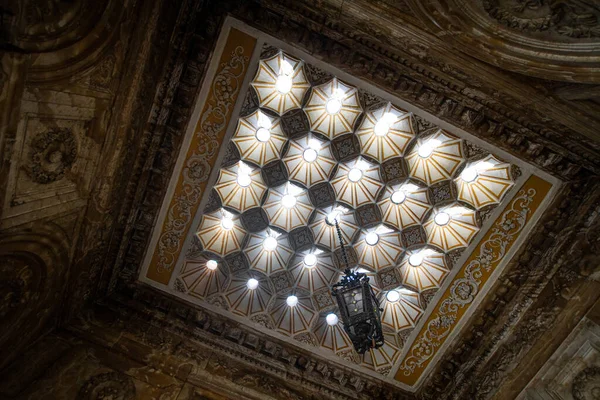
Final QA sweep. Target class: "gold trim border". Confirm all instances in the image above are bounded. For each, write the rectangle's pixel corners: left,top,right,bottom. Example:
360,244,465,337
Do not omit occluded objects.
395,174,552,385
146,29,257,284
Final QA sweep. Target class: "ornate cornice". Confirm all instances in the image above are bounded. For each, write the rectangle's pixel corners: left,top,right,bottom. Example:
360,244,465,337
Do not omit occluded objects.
73,289,411,399
56,0,600,398
418,177,600,398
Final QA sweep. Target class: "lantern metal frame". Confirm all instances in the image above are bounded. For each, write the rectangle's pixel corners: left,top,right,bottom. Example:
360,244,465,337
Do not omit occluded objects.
330,220,384,354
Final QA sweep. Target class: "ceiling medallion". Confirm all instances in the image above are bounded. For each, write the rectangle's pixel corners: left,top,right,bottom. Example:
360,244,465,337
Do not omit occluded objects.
283,135,336,188
355,225,404,271
179,259,229,299
399,249,449,292
310,207,359,250
214,161,267,213
423,205,480,251
304,78,363,139
405,130,465,185
270,293,317,335
196,209,246,256
330,158,384,208
380,288,424,331
455,155,514,209
232,110,287,166
250,51,311,115
356,103,415,162
288,250,338,293
245,230,294,275
263,183,314,232
225,272,273,317
378,183,432,231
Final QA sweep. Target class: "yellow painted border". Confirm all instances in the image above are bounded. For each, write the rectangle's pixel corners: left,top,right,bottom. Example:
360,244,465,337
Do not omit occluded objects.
146,29,257,284
395,174,552,385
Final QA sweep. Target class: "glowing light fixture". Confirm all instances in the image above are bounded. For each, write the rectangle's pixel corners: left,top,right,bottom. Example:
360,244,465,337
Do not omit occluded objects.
255,127,271,142
247,278,259,290
303,148,318,162
275,60,294,94
281,194,297,209
434,211,451,226
374,112,397,137
418,139,441,158
326,97,343,114
326,313,339,325
326,206,347,225
365,232,380,246
286,295,299,307
236,162,252,187
263,236,278,251
206,260,218,270
348,168,363,182
386,290,400,303
304,253,317,268
391,190,406,204
221,215,234,230
408,253,423,267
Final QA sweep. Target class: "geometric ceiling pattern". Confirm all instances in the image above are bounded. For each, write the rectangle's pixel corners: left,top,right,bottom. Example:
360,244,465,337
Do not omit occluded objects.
173,46,515,376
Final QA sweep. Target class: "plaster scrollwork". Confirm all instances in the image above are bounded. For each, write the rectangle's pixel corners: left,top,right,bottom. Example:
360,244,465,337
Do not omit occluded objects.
484,0,600,38
400,188,536,376
77,371,136,400
155,45,251,275
24,128,77,184
573,366,600,400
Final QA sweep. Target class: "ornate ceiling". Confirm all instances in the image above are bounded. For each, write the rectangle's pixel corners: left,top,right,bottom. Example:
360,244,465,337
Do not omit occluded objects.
138,21,557,389
3,0,600,399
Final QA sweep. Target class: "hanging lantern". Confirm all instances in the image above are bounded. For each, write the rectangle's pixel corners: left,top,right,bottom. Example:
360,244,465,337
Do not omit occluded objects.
330,218,384,354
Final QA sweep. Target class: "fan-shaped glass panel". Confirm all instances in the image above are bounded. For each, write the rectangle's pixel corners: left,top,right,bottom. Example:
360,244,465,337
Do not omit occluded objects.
405,130,465,185
455,155,514,209
423,206,480,251
356,103,415,162
232,110,287,166
304,78,362,138
196,210,246,256
250,51,310,115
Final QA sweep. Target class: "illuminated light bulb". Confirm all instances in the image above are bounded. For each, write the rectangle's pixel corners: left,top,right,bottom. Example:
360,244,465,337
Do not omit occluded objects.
418,139,441,158
326,313,339,325
303,148,318,163
206,260,218,270
408,253,423,267
247,278,259,290
303,253,317,268
348,168,363,182
386,290,400,302
326,98,342,114
281,194,297,209
255,127,271,142
263,236,278,251
275,74,293,94
326,211,341,225
391,190,406,204
237,174,251,187
286,295,298,307
461,166,478,182
280,59,294,75
374,120,390,137
434,211,451,226
221,217,234,230
365,232,380,246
